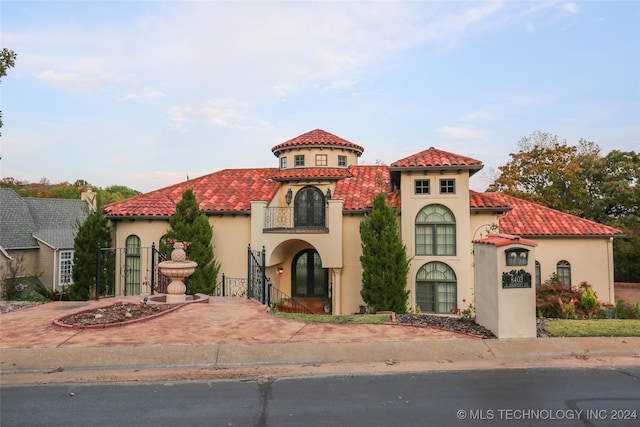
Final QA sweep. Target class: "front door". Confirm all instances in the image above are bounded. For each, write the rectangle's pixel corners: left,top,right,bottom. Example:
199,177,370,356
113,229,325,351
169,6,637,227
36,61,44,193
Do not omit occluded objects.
294,186,325,228
292,249,328,297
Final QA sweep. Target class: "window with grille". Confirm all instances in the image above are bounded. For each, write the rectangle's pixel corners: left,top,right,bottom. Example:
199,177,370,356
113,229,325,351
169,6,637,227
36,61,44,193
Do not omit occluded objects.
415,262,457,314
315,154,327,166
439,179,455,194
415,204,456,256
556,260,571,286
415,179,430,195
280,156,287,169
338,155,347,167
125,235,141,295
294,155,305,167
59,250,74,286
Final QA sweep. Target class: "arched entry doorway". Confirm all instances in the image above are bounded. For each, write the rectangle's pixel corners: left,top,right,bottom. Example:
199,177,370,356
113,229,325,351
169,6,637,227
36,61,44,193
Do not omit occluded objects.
292,249,328,298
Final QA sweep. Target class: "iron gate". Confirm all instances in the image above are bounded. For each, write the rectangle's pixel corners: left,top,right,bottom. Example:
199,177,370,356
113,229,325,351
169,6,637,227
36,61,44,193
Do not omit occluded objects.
95,243,169,298
248,244,266,304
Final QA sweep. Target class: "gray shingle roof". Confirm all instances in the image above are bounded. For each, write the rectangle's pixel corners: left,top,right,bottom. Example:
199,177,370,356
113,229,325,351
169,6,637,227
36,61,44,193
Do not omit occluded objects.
0,188,89,251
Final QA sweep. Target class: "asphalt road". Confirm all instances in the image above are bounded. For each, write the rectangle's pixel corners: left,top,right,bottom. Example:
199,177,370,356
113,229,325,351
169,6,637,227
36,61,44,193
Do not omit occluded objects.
1,367,639,427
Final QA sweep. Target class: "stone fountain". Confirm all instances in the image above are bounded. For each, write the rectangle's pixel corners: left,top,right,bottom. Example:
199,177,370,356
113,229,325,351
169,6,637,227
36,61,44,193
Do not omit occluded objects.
156,241,201,304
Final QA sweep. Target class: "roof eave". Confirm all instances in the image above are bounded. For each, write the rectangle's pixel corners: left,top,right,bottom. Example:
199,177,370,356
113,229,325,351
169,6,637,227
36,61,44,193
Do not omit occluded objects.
389,164,484,176
471,206,512,213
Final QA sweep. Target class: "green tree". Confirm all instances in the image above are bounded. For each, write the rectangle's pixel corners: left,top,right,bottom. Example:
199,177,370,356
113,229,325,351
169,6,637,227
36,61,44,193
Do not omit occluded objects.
360,192,410,313
0,48,17,135
163,189,220,295
98,185,141,204
487,131,600,217
489,132,640,282
68,196,113,300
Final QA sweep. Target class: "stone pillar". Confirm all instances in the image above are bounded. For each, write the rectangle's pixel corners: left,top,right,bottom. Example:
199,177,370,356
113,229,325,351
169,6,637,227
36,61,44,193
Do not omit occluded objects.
473,234,537,338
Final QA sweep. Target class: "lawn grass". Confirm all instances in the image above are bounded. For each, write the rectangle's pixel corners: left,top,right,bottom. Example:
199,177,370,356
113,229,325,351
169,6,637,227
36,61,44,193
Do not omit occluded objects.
543,319,640,337
274,312,391,325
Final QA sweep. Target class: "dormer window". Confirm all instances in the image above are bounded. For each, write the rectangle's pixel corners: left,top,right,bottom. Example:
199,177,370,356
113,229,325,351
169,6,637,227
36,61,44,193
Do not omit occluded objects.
280,156,287,169
294,155,305,167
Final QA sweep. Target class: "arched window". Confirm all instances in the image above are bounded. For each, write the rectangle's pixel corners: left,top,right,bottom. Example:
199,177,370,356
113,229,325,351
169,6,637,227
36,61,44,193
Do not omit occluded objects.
294,186,325,228
556,260,571,287
292,249,328,298
125,235,141,295
415,204,456,256
416,262,457,314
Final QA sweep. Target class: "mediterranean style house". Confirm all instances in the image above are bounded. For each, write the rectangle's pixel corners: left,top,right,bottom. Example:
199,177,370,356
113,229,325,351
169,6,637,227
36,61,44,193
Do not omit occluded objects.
0,188,90,294
104,129,622,314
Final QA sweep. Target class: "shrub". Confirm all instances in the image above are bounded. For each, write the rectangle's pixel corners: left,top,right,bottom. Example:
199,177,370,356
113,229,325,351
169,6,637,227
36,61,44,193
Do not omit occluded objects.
580,283,598,318
612,299,640,320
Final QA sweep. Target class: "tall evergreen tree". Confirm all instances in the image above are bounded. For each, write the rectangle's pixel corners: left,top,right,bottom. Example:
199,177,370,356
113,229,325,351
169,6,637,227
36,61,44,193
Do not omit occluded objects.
164,189,220,294
69,197,112,300
360,192,409,313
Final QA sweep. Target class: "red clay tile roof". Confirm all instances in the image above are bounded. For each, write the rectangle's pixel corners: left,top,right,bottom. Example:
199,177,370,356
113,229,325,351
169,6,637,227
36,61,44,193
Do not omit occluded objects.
271,129,364,156
483,192,623,237
469,190,512,212
390,147,483,175
334,165,399,211
473,233,538,247
105,168,281,217
271,168,353,181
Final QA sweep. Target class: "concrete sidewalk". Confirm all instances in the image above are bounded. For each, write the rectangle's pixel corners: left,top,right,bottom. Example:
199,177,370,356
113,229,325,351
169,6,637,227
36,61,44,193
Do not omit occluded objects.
1,297,639,383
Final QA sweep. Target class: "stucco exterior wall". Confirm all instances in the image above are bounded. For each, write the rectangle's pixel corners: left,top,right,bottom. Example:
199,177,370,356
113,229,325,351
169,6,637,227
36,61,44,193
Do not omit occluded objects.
534,236,615,304
340,214,366,314
399,170,475,310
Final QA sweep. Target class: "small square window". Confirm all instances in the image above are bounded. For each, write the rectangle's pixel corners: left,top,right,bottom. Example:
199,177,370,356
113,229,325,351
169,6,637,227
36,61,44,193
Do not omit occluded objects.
415,179,430,195
280,157,287,169
294,155,305,167
315,154,328,166
338,155,347,167
439,179,455,194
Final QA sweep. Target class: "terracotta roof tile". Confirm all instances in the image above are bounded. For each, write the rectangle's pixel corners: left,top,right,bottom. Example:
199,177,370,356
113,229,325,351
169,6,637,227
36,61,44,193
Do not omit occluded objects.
469,190,512,211
482,192,623,237
473,233,537,247
271,129,364,156
105,168,280,217
390,147,483,175
271,168,353,181
335,165,399,211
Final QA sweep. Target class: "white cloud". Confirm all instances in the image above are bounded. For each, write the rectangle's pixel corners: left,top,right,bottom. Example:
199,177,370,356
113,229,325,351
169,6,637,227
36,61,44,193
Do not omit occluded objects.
462,110,495,122
168,99,262,131
562,3,580,15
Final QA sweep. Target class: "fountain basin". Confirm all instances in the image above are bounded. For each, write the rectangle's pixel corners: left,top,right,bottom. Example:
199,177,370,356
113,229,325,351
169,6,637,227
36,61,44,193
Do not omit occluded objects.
146,293,209,305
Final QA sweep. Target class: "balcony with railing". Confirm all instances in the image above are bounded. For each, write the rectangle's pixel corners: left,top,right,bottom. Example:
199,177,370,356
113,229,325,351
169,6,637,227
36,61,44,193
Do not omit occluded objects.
263,207,329,233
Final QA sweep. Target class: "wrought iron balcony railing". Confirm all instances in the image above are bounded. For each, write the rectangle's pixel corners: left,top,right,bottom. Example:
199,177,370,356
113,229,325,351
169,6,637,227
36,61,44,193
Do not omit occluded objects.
263,207,329,232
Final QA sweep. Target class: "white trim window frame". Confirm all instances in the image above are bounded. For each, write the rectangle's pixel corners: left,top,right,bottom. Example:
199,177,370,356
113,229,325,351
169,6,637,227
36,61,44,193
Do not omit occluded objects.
59,250,74,287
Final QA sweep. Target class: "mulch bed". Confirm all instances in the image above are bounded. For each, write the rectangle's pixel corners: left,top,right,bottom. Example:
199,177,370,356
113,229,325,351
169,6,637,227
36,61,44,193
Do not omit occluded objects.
55,302,176,328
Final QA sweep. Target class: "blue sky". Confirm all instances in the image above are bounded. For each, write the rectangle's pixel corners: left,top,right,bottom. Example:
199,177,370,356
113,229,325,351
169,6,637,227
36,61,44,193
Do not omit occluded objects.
1,1,639,193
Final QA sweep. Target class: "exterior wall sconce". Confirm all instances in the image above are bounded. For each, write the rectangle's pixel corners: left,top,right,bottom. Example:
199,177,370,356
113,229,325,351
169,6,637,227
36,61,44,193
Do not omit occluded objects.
277,266,284,274
285,188,293,205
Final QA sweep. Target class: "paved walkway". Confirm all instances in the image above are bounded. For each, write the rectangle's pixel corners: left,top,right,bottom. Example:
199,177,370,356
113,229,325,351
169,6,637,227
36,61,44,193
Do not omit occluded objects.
1,297,639,384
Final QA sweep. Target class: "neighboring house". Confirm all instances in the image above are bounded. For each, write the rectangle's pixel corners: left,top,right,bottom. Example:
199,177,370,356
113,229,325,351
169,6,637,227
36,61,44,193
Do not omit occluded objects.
104,129,622,314
0,188,90,293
